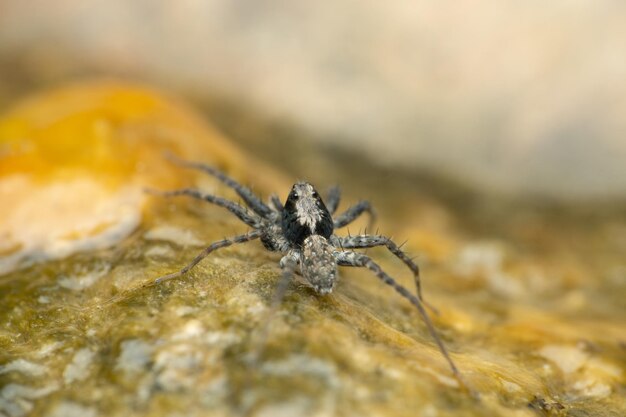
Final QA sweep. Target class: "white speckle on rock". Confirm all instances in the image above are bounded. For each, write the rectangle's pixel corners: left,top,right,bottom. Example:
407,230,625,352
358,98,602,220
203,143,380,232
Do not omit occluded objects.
246,301,267,317
154,345,204,392
538,344,588,374
204,331,241,347
261,354,340,390
225,287,266,319
46,401,97,417
172,320,205,341
63,348,95,384
421,367,458,388
34,342,63,359
566,357,622,399
144,225,203,246
454,242,525,297
0,384,58,417
144,245,173,257
501,379,522,393
174,306,198,317
454,242,504,277
115,340,154,376
380,366,405,380
37,296,50,304
58,265,109,291
572,378,612,398
0,359,47,377
0,179,141,276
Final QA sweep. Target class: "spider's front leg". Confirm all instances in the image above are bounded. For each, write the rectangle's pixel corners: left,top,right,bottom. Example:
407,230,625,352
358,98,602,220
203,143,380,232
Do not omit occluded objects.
269,194,283,212
325,186,341,215
333,200,377,232
248,251,299,365
332,234,437,313
275,251,299,306
334,250,469,391
153,230,262,284
145,188,261,228
164,152,273,218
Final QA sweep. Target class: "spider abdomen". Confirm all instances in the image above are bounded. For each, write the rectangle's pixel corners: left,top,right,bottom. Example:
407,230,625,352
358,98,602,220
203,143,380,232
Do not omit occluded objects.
301,235,337,294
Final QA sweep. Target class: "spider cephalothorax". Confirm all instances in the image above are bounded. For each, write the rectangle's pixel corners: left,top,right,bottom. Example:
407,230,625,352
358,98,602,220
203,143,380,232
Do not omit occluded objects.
147,154,467,389
282,182,334,246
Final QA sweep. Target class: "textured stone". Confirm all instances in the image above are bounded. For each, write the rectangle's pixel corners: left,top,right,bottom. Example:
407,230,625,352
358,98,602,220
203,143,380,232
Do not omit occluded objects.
0,82,625,417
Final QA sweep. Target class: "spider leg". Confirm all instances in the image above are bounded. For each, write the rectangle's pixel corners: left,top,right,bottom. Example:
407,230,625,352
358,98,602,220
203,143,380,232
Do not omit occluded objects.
326,186,341,215
335,250,468,391
249,252,299,363
332,234,437,314
145,188,261,227
154,230,262,284
164,152,273,218
273,253,299,310
269,193,283,212
333,200,377,231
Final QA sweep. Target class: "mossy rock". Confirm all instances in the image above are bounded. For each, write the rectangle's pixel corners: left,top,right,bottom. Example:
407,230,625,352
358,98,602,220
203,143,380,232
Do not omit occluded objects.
0,81,624,417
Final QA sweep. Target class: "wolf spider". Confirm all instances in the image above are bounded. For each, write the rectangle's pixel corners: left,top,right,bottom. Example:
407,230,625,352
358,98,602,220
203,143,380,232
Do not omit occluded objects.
147,154,466,388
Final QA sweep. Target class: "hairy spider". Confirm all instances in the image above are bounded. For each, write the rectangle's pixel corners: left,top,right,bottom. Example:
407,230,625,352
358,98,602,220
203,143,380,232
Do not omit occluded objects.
147,153,465,388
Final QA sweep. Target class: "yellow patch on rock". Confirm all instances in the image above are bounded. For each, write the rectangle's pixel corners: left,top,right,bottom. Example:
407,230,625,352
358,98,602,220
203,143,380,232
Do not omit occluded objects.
0,81,284,275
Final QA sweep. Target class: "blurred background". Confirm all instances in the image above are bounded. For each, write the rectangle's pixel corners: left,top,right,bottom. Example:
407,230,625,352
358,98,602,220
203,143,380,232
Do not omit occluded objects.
1,0,625,201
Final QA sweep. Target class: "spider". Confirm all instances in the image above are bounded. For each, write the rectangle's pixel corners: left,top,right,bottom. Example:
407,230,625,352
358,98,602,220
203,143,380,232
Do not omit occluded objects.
147,153,466,389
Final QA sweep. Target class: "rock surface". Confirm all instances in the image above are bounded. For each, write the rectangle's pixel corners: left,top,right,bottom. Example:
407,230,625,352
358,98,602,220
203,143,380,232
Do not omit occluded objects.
0,82,625,417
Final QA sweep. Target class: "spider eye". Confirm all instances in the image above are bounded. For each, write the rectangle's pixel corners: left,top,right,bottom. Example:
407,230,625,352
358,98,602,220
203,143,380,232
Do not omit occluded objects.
312,191,319,198
287,192,298,202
